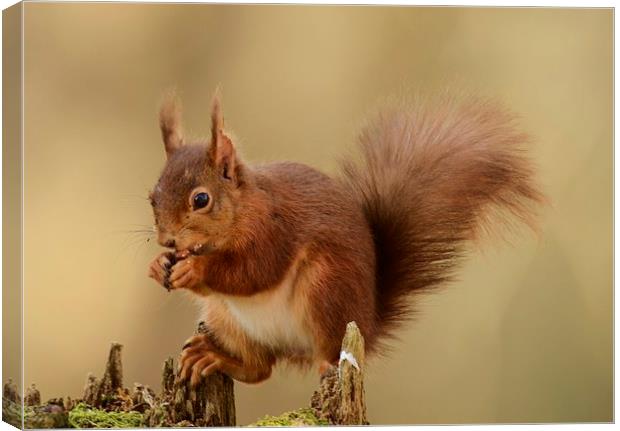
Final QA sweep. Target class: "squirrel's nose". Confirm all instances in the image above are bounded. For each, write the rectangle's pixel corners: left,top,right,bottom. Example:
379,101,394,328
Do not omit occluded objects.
164,239,176,249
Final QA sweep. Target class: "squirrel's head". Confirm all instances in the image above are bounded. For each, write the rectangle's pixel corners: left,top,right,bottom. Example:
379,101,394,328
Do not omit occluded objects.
150,91,250,253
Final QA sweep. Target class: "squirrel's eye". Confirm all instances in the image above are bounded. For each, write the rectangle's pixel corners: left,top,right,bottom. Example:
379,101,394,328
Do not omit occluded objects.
192,192,210,210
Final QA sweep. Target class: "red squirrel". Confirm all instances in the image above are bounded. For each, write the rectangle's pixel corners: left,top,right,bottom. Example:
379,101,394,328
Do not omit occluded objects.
147,90,543,386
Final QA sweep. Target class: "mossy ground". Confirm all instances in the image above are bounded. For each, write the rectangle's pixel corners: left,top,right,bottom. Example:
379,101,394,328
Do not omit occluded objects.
4,400,329,428
250,408,329,427
67,403,143,428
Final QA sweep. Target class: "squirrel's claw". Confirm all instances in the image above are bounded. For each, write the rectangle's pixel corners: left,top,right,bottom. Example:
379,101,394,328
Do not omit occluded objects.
180,333,214,355
178,335,223,387
178,333,221,386
192,358,221,387
182,338,194,351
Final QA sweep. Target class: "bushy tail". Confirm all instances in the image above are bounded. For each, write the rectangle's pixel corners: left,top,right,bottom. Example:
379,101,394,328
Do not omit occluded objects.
340,92,545,339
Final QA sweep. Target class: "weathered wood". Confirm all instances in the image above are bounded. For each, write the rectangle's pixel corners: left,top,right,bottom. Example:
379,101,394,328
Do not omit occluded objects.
64,397,77,412
96,342,124,407
2,333,237,428
3,379,19,404
161,357,175,398
24,383,41,406
82,373,100,406
143,358,176,427
143,402,170,428
2,323,370,427
2,399,22,429
311,321,368,425
2,379,22,428
310,366,339,424
338,321,367,424
2,380,22,428
131,383,157,413
3,396,69,429
23,404,69,429
170,322,236,426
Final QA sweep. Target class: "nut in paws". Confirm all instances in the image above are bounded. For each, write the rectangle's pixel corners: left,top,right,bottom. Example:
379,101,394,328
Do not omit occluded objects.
169,256,206,290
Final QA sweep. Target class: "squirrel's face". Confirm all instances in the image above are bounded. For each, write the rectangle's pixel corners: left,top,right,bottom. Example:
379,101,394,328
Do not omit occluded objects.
150,91,245,253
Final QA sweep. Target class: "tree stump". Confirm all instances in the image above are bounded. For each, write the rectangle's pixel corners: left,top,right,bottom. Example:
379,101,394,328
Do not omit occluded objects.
24,384,41,406
2,379,22,428
95,342,124,408
170,322,236,426
3,322,371,427
161,357,175,398
143,357,176,427
82,373,100,406
131,384,156,413
311,321,368,425
338,321,367,424
3,379,20,404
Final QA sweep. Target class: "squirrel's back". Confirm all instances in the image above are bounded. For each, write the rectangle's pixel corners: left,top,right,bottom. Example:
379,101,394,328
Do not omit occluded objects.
254,161,371,245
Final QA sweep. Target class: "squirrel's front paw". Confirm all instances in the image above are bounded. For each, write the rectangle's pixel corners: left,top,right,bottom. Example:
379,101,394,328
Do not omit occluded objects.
147,252,176,290
169,255,206,291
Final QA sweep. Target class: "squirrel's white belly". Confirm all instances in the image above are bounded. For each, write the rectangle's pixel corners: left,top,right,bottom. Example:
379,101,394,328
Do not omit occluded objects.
224,279,312,354
203,255,314,356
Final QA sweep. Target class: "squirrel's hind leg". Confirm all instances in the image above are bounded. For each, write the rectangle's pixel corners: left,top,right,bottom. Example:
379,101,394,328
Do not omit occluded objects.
180,333,275,385
303,252,377,371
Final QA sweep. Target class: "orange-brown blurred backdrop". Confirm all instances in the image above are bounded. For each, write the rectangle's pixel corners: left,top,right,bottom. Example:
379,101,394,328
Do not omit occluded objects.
15,3,612,424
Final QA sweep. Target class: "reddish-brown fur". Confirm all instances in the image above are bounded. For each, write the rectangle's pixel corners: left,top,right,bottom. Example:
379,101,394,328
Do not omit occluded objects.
341,92,545,342
148,90,543,385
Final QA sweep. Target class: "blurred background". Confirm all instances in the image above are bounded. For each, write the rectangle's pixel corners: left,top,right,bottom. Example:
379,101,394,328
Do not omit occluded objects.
16,4,611,424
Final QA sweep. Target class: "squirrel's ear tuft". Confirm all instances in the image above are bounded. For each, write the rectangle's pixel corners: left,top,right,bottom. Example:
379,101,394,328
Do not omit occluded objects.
210,87,224,143
159,90,184,158
208,89,239,183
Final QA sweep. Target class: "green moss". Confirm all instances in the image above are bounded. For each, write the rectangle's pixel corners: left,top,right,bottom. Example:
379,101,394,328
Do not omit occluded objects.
250,408,328,427
3,399,24,428
67,403,143,428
